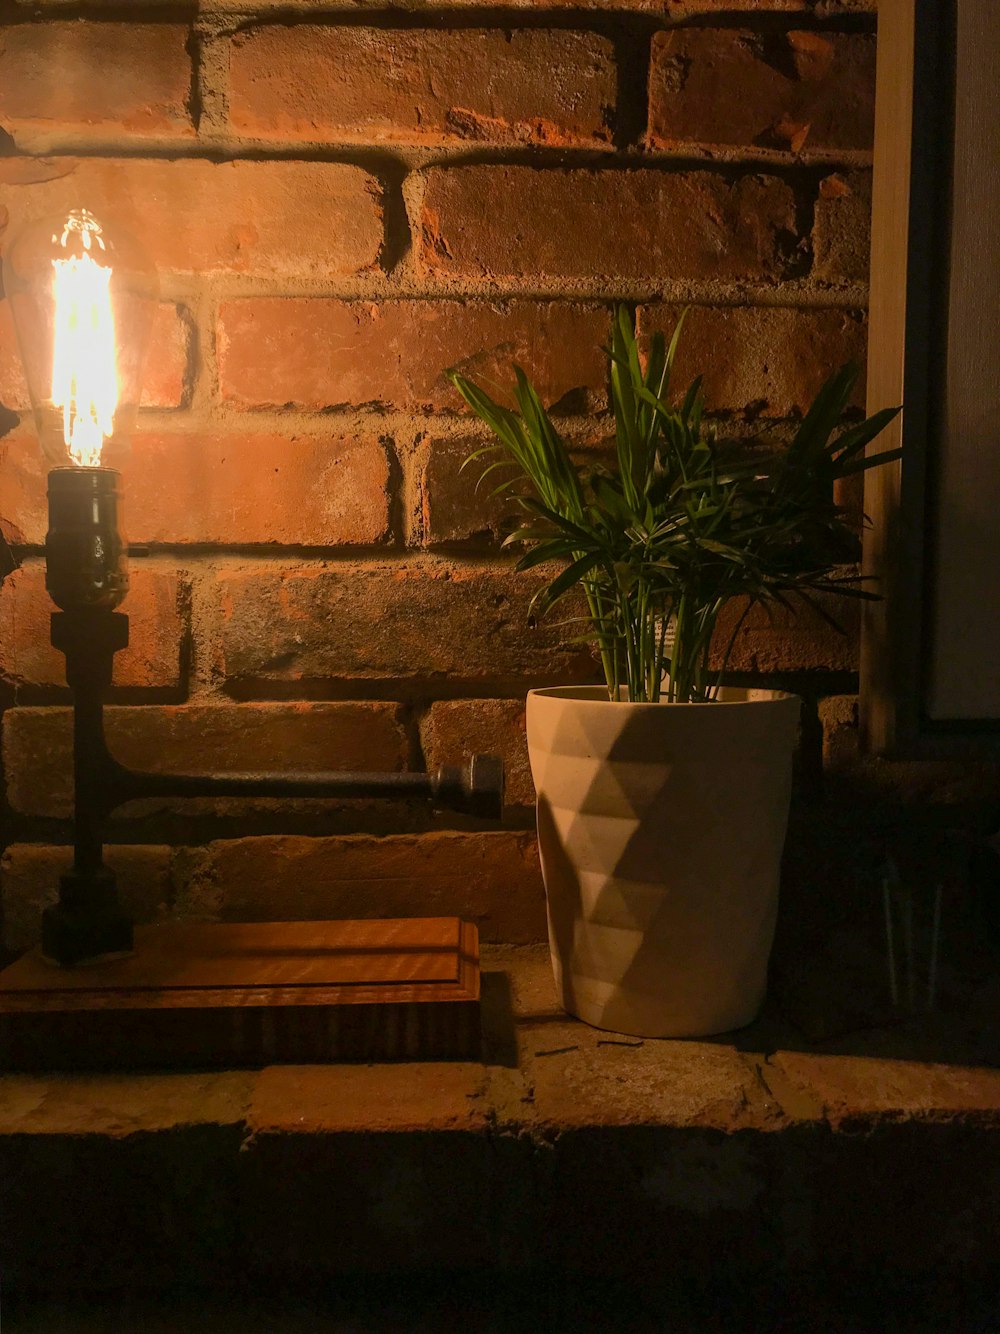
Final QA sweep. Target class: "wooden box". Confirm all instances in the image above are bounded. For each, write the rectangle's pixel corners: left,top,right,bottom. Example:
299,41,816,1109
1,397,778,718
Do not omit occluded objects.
0,917,480,1070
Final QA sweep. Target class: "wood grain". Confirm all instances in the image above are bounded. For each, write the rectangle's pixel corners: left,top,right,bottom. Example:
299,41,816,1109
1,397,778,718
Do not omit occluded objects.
925,0,1000,720
0,918,481,1069
861,0,1000,756
860,0,915,755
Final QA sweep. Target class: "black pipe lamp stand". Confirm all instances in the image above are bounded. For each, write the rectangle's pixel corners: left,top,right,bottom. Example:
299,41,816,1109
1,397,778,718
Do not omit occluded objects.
43,465,133,967
40,465,502,972
0,209,504,1069
0,461,503,1068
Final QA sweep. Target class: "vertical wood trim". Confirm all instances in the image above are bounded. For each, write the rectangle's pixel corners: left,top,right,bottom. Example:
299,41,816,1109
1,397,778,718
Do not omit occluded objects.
860,0,916,754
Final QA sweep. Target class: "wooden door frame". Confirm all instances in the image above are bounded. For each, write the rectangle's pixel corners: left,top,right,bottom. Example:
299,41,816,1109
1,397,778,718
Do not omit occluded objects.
860,0,1000,757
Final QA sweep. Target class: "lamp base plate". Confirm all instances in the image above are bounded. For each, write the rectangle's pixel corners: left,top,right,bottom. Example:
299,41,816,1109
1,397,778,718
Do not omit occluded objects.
0,917,480,1069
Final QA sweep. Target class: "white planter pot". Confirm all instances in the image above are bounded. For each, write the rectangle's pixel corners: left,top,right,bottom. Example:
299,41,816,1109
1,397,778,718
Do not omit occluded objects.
526,686,801,1038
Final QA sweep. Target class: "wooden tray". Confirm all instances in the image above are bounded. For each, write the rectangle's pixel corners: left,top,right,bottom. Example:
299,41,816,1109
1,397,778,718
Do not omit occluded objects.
0,917,480,1069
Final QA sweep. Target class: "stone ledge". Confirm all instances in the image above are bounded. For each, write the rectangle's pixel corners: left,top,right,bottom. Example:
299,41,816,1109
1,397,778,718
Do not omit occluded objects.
2,946,999,1292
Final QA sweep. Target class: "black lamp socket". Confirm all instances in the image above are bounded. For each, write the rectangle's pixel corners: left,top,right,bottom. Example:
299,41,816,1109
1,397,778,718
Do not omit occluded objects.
45,466,128,612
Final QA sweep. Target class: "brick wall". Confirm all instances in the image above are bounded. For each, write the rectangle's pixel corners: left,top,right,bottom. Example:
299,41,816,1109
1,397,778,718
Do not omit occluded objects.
0,0,881,953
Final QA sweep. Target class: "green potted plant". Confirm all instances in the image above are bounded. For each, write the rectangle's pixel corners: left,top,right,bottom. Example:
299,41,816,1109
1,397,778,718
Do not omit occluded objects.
448,308,899,1038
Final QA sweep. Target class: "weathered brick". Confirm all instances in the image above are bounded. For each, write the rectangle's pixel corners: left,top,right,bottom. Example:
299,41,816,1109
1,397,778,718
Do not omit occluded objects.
0,427,386,547
0,431,46,544
9,0,877,11
418,167,798,284
817,693,996,805
0,561,185,690
0,1070,252,1136
217,299,610,414
409,435,520,546
143,303,193,409
526,1028,765,1131
240,1070,514,1277
819,692,860,768
249,1063,489,1136
1,843,172,954
712,591,859,673
180,831,546,944
813,171,872,284
219,561,598,688
770,1051,1000,1127
637,305,866,415
660,0,876,9
649,29,874,156
0,301,191,414
125,431,390,546
0,307,23,413
4,702,408,819
0,159,381,277
230,26,614,148
420,699,534,807
0,23,193,142
666,0,874,8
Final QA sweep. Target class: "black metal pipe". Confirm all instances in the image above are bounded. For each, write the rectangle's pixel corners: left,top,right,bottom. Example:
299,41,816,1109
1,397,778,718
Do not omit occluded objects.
51,610,505,826
45,606,133,964
41,467,505,965
73,689,108,875
103,756,503,819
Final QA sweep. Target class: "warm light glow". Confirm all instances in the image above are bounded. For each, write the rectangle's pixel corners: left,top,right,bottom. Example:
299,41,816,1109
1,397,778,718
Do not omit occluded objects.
50,215,119,467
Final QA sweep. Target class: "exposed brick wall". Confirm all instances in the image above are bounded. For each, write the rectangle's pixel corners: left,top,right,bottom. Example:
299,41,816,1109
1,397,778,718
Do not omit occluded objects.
0,1,881,951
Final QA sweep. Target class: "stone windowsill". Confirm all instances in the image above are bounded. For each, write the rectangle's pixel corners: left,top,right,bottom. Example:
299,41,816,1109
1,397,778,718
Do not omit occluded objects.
2,944,1000,1291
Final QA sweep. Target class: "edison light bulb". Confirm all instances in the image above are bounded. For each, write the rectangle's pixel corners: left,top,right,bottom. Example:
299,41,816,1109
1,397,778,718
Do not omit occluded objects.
2,207,158,467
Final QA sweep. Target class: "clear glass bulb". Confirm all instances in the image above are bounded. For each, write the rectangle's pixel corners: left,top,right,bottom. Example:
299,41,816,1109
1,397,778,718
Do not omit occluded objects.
2,208,158,468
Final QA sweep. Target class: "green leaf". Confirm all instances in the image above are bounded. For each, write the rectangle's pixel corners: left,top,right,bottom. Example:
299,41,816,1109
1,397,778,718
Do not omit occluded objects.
835,447,904,477
829,406,902,465
533,552,605,615
447,309,899,703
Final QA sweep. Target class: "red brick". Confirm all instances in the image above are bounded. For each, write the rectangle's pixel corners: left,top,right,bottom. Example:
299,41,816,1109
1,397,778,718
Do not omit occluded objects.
143,303,193,408
230,26,614,148
119,431,391,546
9,0,877,10
0,159,381,277
0,429,389,547
526,1028,765,1131
418,167,799,284
770,1051,1000,1127
819,693,860,767
0,301,191,413
218,299,610,414
0,23,193,141
0,304,29,411
0,1070,251,1136
813,170,872,284
711,591,859,673
817,694,996,805
0,432,45,544
649,29,875,154
4,702,408,818
420,699,534,807
0,561,185,690
181,831,546,944
218,561,598,688
636,305,866,416
662,0,876,10
1,843,172,954
250,1064,489,1136
409,435,520,546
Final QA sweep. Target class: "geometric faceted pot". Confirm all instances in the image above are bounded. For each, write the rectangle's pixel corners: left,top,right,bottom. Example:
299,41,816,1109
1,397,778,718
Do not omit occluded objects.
527,686,801,1038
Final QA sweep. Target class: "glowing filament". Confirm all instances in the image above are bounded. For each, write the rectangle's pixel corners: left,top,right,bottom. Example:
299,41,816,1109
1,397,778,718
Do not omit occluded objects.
50,241,118,467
